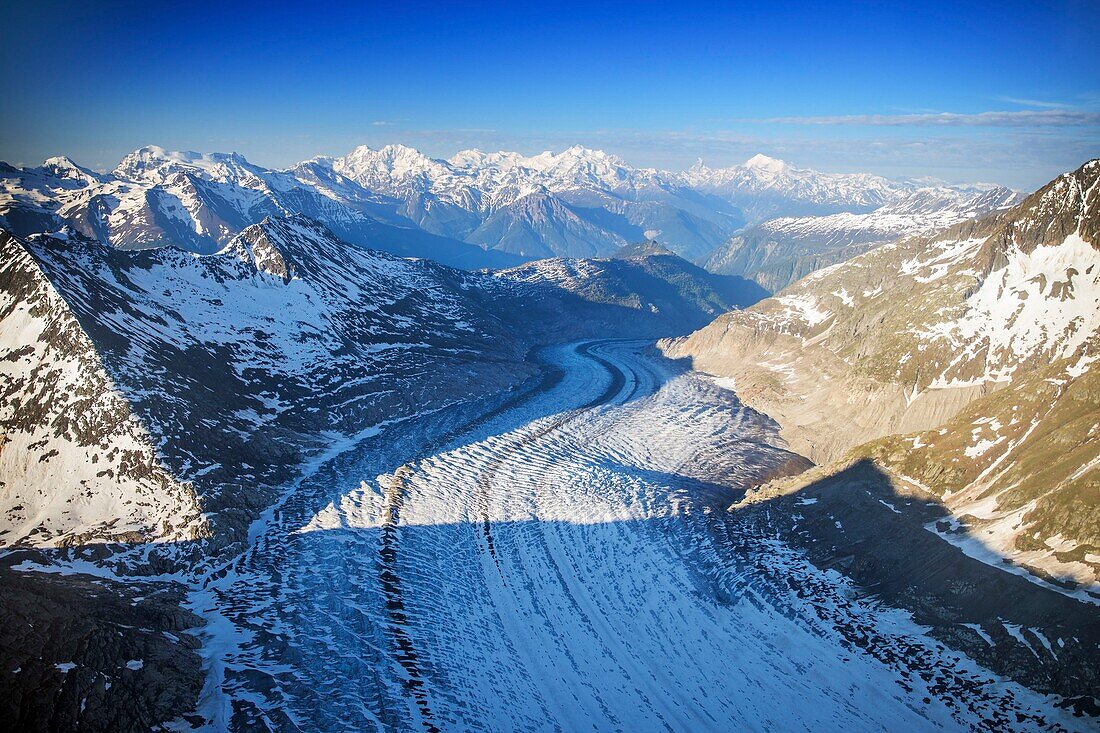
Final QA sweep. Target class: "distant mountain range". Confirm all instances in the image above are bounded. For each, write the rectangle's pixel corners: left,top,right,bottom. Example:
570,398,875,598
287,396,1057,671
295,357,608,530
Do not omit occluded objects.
1,145,1017,273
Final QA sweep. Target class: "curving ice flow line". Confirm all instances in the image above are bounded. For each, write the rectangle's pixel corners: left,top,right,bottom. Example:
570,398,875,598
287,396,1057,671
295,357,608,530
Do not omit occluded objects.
191,340,1087,732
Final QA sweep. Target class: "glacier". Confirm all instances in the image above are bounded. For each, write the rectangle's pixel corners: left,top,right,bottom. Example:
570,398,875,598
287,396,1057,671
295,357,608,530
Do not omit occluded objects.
122,340,1083,731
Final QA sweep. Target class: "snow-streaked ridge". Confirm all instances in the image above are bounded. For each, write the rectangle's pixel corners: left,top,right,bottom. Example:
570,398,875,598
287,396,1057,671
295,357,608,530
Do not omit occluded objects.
0,231,206,546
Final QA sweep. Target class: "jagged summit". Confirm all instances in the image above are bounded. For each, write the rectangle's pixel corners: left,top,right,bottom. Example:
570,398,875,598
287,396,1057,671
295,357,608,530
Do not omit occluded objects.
222,215,335,283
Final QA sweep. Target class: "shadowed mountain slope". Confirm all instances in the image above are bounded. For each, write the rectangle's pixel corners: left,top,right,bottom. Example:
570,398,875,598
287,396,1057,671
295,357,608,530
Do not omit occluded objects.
665,159,1100,588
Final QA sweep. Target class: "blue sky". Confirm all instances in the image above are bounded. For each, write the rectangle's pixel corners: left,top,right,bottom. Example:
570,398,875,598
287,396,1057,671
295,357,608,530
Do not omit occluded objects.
2,0,1098,188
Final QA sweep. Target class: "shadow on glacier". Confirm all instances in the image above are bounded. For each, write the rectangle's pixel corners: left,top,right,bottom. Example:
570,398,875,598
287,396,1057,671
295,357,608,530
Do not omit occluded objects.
7,461,1100,726
596,461,751,508
9,298,1100,724
736,458,1099,714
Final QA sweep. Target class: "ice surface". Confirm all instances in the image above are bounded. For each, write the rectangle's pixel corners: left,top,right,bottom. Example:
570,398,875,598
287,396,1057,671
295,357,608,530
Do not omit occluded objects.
181,341,1084,731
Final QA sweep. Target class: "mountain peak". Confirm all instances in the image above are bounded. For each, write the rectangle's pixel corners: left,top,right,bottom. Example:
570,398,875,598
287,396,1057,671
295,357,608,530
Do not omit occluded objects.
133,144,170,159
335,144,442,182
40,156,100,183
743,153,788,171
449,148,522,169
688,158,708,173
562,144,593,155
990,156,1100,255
114,146,251,180
378,143,427,158
41,155,81,169
224,215,343,283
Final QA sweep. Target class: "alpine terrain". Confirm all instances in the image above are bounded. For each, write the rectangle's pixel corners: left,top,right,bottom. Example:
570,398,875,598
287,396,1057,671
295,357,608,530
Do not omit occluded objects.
665,159,1100,714
0,145,1096,733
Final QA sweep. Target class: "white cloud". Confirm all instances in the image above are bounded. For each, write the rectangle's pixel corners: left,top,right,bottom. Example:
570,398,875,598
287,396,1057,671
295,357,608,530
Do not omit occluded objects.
755,110,1100,127
995,97,1075,110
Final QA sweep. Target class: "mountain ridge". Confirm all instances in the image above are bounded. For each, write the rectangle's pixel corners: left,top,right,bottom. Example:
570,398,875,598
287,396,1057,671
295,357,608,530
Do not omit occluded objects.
1,145,1014,268
706,184,1021,292
497,246,767,333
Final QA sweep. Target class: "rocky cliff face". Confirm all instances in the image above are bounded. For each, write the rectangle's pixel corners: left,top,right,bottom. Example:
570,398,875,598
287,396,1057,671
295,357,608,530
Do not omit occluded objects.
663,159,1100,589
0,556,204,732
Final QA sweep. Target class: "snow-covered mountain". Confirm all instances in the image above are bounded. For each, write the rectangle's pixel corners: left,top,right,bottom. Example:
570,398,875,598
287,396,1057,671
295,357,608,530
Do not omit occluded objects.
496,242,767,333
664,159,1100,590
316,143,742,260
683,153,902,221
327,144,670,208
466,191,624,258
706,183,1021,291
0,147,524,269
2,145,1010,269
0,217,536,550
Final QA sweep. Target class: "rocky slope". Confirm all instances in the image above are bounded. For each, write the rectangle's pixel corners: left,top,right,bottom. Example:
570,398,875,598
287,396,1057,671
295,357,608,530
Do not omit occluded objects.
664,159,1100,590
705,184,1021,292
0,233,205,548
0,554,204,732
1,217,533,556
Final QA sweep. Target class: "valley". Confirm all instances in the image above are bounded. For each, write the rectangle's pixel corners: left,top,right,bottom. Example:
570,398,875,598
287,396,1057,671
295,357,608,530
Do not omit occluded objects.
1,150,1097,732
9,341,1092,732
4,1,1099,729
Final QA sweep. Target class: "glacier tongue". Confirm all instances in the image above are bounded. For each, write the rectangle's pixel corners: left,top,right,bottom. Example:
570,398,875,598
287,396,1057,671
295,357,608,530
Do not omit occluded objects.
188,341,1082,732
